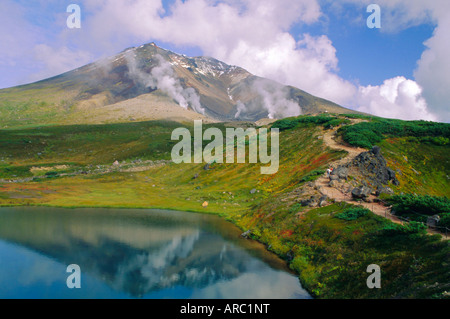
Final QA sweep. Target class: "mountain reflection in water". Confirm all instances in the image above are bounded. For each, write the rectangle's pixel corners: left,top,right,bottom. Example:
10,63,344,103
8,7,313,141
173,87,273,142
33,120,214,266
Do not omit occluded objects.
0,207,310,299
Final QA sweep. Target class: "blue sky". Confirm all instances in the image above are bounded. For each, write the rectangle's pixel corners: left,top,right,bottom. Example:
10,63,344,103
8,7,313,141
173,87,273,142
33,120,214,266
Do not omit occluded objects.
305,11,435,86
0,0,448,121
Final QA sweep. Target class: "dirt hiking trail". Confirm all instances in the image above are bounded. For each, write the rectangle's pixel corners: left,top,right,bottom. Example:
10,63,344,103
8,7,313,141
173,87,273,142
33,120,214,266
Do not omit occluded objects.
315,120,445,238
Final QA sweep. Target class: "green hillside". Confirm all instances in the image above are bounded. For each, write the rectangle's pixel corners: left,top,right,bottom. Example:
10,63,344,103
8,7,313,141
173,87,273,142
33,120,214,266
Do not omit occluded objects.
0,114,449,298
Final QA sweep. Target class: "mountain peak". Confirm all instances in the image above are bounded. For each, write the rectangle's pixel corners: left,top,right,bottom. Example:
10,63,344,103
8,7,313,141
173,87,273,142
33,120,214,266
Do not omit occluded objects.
0,42,360,127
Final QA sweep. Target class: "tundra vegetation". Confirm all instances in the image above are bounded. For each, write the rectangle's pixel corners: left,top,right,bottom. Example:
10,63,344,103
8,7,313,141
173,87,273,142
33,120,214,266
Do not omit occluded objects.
0,114,448,299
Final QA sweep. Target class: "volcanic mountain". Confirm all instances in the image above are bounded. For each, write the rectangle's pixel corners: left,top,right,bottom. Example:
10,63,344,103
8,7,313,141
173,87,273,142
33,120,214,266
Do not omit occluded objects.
0,42,359,127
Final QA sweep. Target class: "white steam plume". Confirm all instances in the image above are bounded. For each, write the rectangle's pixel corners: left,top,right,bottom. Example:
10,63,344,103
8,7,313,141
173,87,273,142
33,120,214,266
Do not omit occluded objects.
253,79,301,119
234,100,246,119
125,52,205,114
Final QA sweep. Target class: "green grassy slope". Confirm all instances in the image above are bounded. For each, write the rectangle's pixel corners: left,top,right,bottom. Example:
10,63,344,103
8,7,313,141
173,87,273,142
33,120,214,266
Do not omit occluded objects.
0,115,449,299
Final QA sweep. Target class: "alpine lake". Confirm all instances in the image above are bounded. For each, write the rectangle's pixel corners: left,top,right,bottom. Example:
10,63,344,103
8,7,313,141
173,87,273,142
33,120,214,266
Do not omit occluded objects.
0,207,310,299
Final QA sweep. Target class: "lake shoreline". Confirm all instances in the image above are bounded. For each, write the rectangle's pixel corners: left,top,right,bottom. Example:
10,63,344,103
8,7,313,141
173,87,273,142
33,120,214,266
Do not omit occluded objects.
0,203,313,298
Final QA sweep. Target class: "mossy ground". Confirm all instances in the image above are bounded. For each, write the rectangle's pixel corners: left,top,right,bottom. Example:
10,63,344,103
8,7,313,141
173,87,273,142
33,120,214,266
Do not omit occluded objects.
380,137,449,197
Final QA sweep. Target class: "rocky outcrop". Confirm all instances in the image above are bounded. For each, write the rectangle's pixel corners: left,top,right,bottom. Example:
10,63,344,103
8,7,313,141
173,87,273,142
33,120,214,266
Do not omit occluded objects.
241,230,252,238
326,146,399,198
375,186,394,196
300,196,319,207
330,166,348,180
351,186,372,200
319,195,328,207
351,146,399,188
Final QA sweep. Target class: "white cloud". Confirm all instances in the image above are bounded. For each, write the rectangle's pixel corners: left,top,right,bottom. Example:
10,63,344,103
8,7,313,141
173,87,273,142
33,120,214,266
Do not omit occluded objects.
414,14,450,122
355,76,436,121
2,0,448,121
77,0,442,120
335,0,450,121
74,0,356,106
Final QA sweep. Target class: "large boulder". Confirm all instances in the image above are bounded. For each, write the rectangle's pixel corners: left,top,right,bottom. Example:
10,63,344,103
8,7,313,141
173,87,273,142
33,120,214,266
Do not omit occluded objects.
351,146,399,188
241,230,252,238
331,166,349,180
329,174,340,181
301,196,319,207
319,195,328,207
329,180,338,187
376,186,394,196
427,215,440,228
351,186,372,199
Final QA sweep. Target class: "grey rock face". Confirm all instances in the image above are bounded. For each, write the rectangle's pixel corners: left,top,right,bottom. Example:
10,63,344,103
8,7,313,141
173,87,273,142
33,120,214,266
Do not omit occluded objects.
301,196,319,207
331,166,348,180
329,174,340,181
351,146,400,188
376,186,394,196
351,186,372,199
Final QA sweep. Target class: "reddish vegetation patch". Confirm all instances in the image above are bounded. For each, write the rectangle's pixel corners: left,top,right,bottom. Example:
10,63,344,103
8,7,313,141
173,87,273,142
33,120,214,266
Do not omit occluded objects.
281,229,294,238
311,153,332,166
385,138,398,145
259,173,278,184
293,164,307,173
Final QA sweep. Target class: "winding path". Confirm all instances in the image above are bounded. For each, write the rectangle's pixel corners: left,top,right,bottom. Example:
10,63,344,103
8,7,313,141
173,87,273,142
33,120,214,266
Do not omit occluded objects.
315,121,445,238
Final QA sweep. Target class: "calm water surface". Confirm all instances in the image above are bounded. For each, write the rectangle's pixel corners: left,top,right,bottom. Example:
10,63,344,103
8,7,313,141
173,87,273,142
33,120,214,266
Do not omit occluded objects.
0,207,310,299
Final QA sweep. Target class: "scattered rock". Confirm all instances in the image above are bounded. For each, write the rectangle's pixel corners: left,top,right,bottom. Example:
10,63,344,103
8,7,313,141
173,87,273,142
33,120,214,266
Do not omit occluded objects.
427,215,440,227
319,195,328,207
351,186,372,199
301,196,319,207
241,230,252,238
203,163,210,170
202,201,209,208
331,166,348,180
193,173,199,180
250,189,257,194
376,186,394,196
329,174,340,181
113,160,119,166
